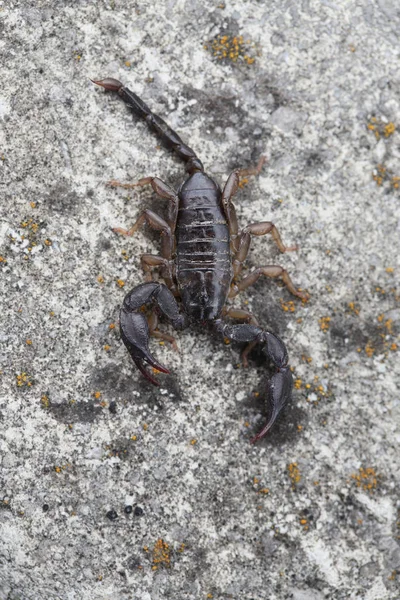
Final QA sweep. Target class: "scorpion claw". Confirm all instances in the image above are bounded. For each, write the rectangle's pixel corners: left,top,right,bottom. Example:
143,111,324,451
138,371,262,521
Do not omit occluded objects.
250,367,293,443
91,78,123,92
120,307,169,386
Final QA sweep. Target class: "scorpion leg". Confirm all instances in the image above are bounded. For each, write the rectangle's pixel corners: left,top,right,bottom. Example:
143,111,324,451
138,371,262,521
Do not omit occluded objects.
214,320,292,442
232,222,298,278
221,156,266,252
121,282,188,385
229,266,307,301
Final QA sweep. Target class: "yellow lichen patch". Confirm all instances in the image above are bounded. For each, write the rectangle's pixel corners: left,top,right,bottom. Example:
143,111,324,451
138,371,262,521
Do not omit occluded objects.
97,275,105,284
44,239,52,246
258,488,269,495
347,302,360,316
287,462,301,488
26,339,32,345
124,60,131,68
116,279,125,288
41,394,50,408
152,538,171,569
319,316,331,332
93,391,101,399
365,342,374,358
204,34,257,65
103,344,111,352
16,372,33,387
385,267,394,274
294,379,302,389
238,177,249,188
373,164,400,190
190,439,197,445
384,122,396,137
351,467,379,492
280,299,296,313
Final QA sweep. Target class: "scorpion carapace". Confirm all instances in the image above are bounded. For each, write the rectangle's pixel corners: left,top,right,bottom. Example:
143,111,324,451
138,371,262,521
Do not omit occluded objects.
93,77,307,443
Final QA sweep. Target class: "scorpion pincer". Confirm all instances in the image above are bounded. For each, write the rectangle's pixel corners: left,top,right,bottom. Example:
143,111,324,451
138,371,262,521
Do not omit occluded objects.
92,77,307,443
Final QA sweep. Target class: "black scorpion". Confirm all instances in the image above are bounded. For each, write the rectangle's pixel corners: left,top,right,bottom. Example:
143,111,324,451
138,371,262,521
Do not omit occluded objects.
93,78,307,443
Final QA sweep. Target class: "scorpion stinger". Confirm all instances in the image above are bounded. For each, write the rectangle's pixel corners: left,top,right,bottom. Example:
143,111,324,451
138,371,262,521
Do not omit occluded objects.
93,77,307,441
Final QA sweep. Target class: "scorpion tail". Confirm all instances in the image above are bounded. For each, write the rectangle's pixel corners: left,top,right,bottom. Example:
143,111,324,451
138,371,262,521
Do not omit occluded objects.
92,77,204,174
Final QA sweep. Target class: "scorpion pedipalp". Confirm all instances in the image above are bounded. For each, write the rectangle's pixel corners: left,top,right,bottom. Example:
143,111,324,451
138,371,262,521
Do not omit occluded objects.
120,282,188,386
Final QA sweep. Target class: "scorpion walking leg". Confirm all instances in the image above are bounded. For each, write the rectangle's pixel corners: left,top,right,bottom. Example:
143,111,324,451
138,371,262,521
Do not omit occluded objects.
230,266,307,300
214,319,293,442
121,282,188,385
232,222,298,278
147,310,179,352
221,156,266,252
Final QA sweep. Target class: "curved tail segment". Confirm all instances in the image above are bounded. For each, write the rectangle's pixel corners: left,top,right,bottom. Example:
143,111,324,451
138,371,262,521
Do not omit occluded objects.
92,78,204,174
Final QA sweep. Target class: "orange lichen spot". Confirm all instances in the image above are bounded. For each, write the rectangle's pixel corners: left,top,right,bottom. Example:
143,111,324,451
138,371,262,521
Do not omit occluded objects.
365,342,374,358
93,391,101,399
223,337,230,345
384,122,396,137
205,34,257,65
125,60,131,67
131,435,137,441
253,477,260,484
143,546,149,552
41,394,50,408
351,467,379,492
207,595,214,599
116,279,125,288
109,323,115,330
190,439,197,445
99,400,107,408
49,311,55,317
16,372,33,387
392,176,400,189
238,177,249,188
54,466,62,473
300,518,307,525
97,275,105,284
30,201,36,208
385,267,394,273
103,344,111,352
280,299,296,313
348,302,360,316
305,383,311,389
44,239,52,246
0,256,6,263
297,425,303,431
287,462,301,488
178,543,185,553
313,481,319,486
384,319,393,334
259,488,269,494
390,343,397,351
294,379,302,389
349,44,356,52
143,423,148,431
319,316,331,332
26,339,32,345
244,421,250,427
253,391,260,397
152,538,171,569
388,570,397,581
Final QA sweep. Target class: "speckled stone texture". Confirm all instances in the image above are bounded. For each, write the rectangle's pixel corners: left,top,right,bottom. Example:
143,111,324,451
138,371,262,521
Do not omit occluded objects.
1,1,400,599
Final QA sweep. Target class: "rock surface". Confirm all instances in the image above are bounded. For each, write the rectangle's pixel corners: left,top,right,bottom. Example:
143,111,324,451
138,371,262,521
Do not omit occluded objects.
0,1,399,599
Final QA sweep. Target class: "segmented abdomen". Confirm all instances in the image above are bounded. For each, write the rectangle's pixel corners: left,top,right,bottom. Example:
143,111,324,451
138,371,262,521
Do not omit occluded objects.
176,174,232,321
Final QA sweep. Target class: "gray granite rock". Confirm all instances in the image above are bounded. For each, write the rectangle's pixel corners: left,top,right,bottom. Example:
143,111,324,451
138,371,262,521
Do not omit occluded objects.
1,1,399,599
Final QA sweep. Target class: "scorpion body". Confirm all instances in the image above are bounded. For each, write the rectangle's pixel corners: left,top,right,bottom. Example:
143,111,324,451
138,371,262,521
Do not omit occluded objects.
93,78,307,442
